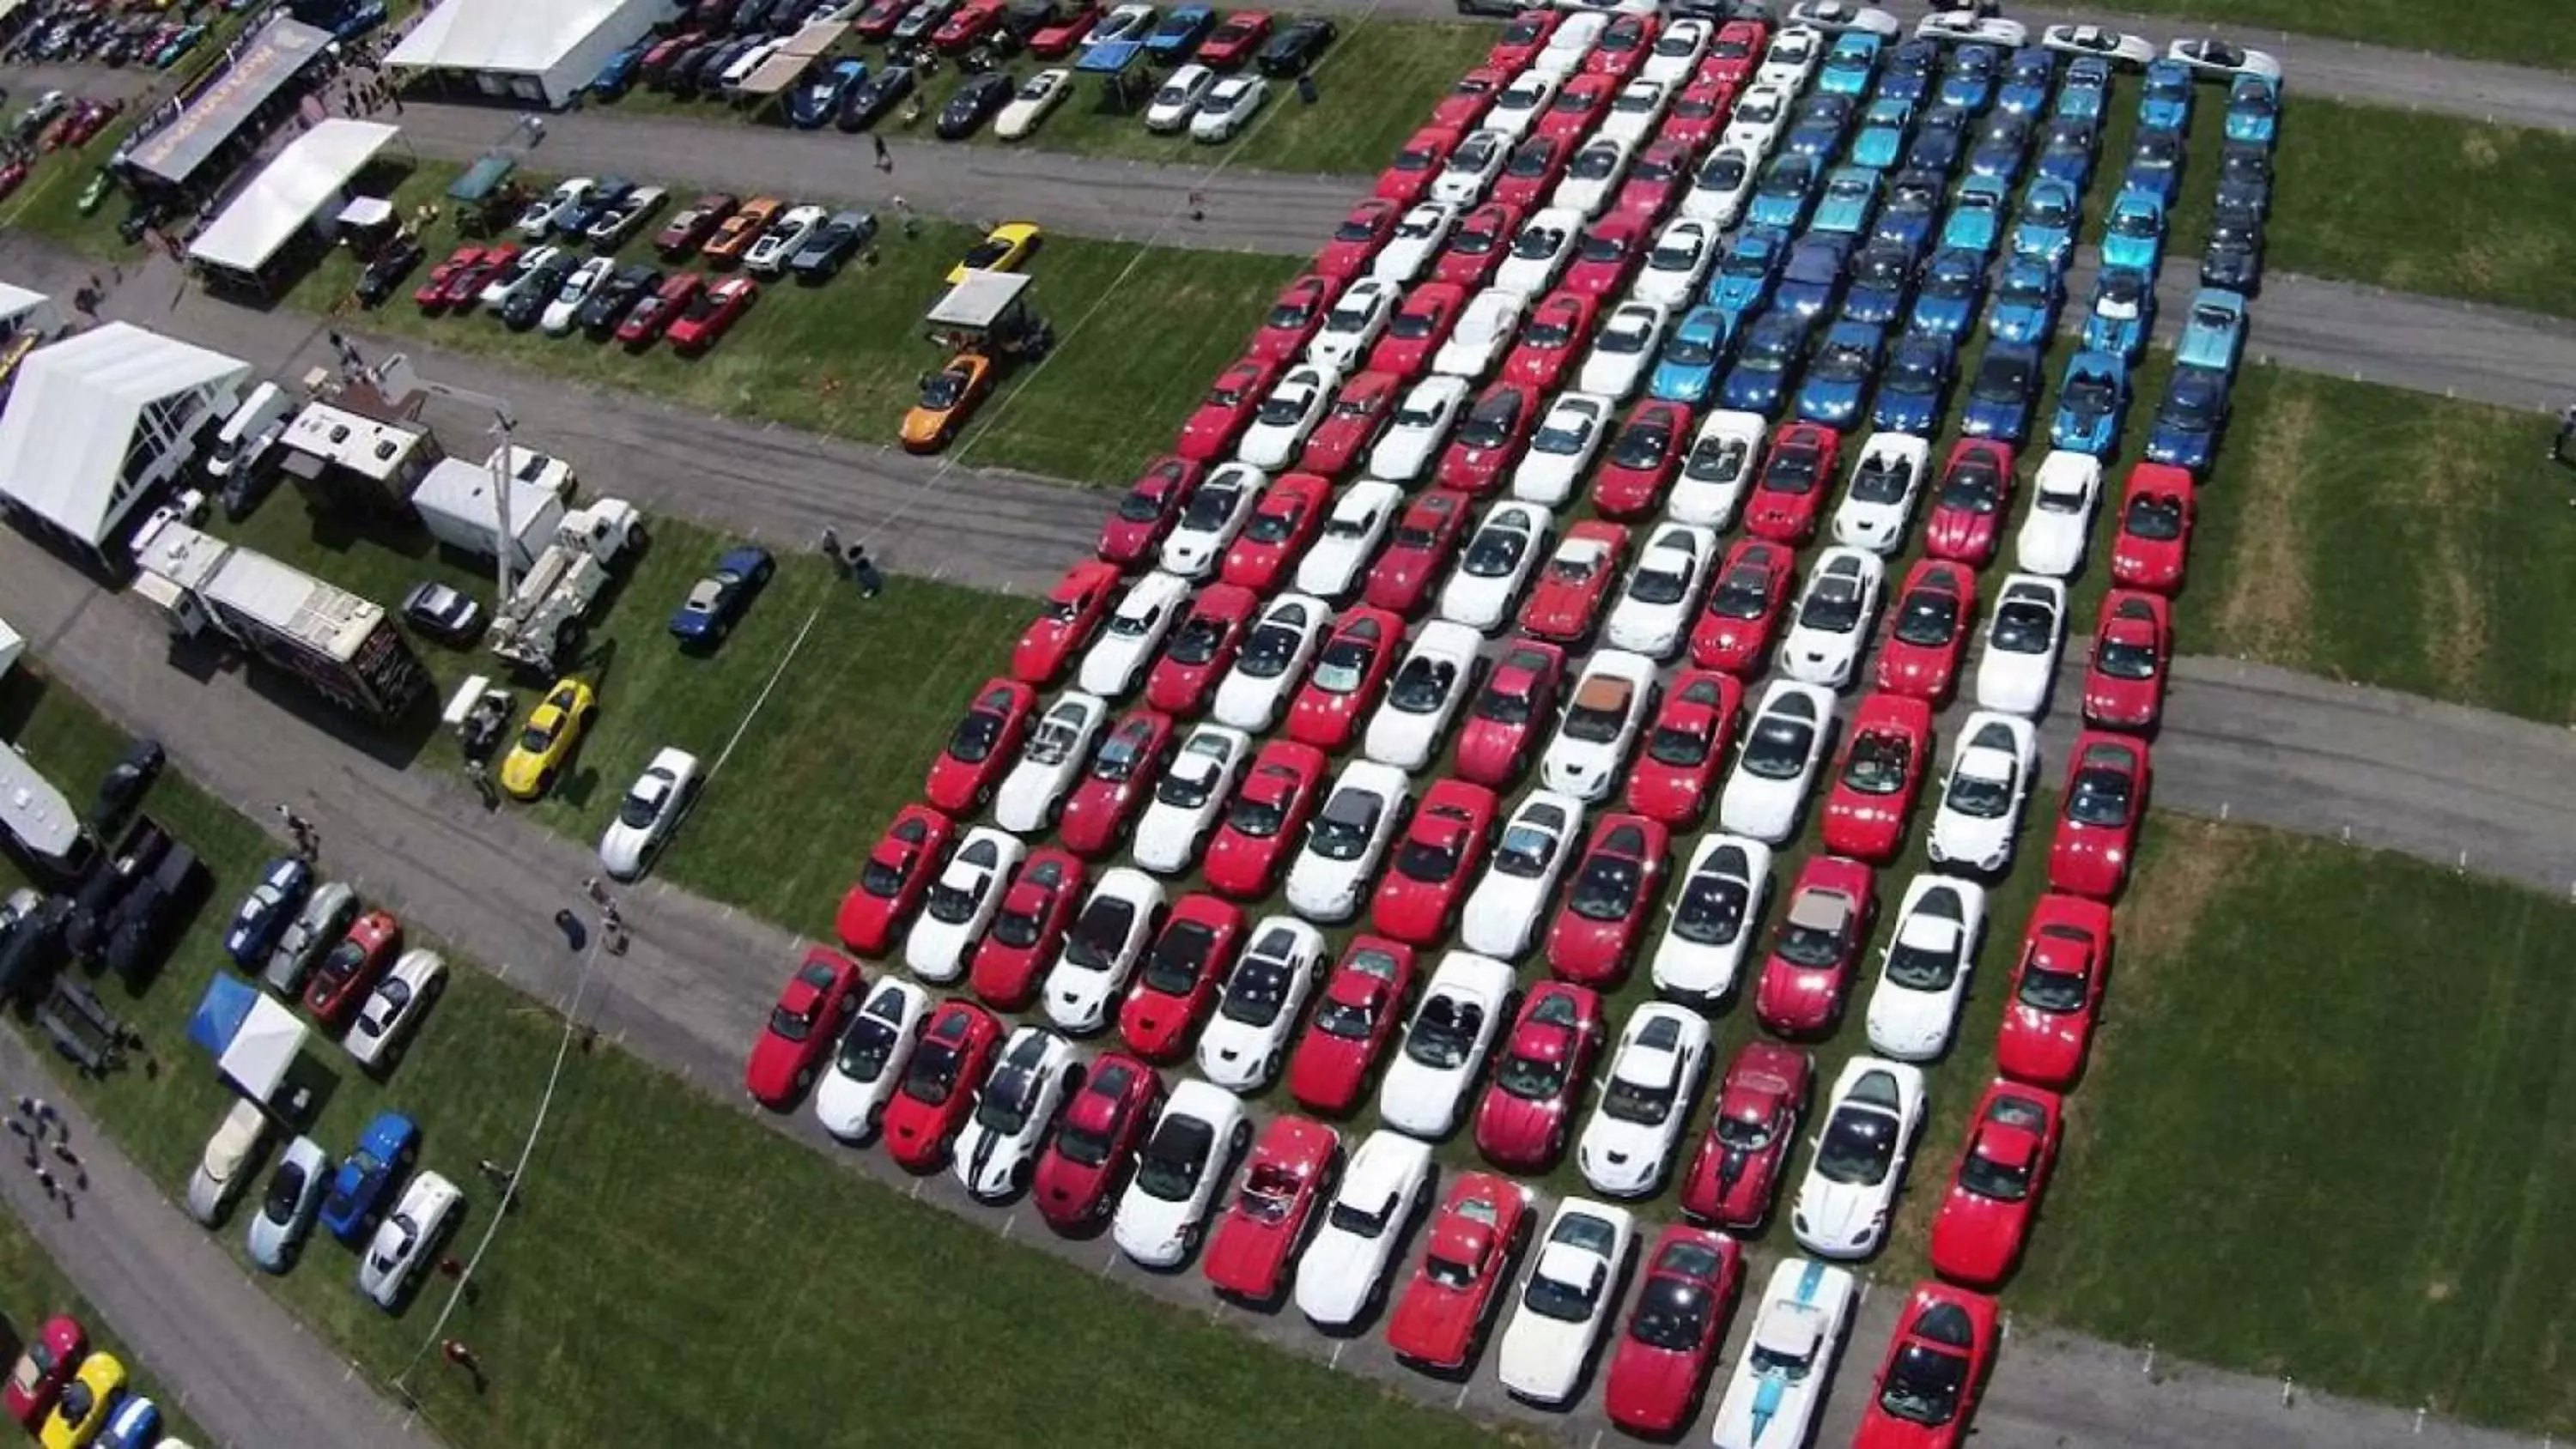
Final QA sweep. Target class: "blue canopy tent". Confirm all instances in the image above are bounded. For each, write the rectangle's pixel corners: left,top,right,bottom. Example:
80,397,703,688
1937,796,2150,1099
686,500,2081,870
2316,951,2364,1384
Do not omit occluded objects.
189,973,308,1103
1073,36,1151,112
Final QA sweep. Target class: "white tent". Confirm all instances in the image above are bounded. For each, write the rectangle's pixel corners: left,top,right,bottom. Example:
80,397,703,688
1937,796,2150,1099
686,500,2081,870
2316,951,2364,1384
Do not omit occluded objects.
0,323,251,554
387,0,680,106
0,282,59,343
188,121,405,284
218,992,309,1103
0,614,21,680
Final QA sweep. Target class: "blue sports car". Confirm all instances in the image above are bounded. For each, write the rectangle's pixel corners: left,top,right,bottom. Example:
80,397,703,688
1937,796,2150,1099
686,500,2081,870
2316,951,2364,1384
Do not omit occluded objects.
1874,37,1939,105
1819,31,1880,97
2138,58,2195,131
1810,166,1882,238
225,855,314,967
1650,305,1735,405
2054,56,2110,123
671,544,778,646
1937,42,2002,113
2147,362,2233,471
2050,349,2131,456
2217,143,2273,217
1748,153,1824,233
2081,266,2158,362
2099,189,2168,274
2225,74,2281,148
2035,116,2099,192
1774,233,1855,324
2175,288,2250,376
1871,330,1957,435
1795,319,1886,429
2008,177,2080,269
590,40,650,100
1785,92,1856,161
1908,247,1988,339
1997,45,2056,118
320,1112,421,1246
1960,341,2044,444
1145,3,1216,63
1706,226,1790,320
1871,170,1943,254
2124,128,2186,207
1717,309,1812,416
1937,174,2009,257
1840,241,1917,326
1965,110,2032,185
1905,104,1971,177
1853,96,1914,169
786,58,866,129
1984,257,2064,346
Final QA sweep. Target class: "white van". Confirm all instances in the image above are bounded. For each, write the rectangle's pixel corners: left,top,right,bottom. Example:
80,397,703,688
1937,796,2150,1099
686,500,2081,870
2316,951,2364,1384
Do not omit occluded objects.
204,382,292,484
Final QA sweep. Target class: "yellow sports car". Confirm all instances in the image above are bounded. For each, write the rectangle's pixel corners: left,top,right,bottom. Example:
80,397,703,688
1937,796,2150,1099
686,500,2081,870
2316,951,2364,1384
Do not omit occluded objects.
498,678,598,802
900,353,996,452
946,221,1042,284
40,1351,123,1449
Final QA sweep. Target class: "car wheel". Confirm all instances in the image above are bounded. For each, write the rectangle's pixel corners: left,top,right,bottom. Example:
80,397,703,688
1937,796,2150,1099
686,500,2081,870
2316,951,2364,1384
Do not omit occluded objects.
795,1064,816,1093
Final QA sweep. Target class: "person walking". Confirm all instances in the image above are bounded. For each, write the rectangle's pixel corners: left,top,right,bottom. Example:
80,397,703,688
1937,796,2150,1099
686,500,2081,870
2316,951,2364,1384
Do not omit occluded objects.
817,524,846,574
2555,401,2576,465
442,1339,486,1391
890,195,917,238
848,544,884,597
872,133,891,172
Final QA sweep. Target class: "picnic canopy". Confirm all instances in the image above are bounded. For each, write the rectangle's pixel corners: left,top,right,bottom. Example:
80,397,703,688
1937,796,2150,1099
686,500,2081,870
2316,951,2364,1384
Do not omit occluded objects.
189,973,311,1103
737,19,847,98
186,120,404,286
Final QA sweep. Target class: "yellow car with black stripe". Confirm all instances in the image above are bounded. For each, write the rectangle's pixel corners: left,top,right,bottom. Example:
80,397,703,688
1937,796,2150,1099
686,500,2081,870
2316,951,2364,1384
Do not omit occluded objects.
499,678,598,802
39,1351,123,1449
946,221,1042,284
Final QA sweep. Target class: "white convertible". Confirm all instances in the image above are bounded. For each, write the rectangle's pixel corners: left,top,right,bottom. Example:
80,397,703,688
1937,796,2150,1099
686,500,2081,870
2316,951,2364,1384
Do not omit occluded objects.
1632,217,1717,309
1865,874,1989,1062
1236,363,1343,471
1791,1055,1929,1258
1438,500,1553,632
1133,724,1249,875
1649,834,1773,1004
1575,299,1669,401
1362,620,1485,771
1669,409,1767,527
1042,867,1167,1034
1539,648,1660,802
812,977,932,1142
1284,761,1411,923
1778,546,1886,688
1602,522,1716,659
1925,710,2038,875
1309,278,1401,373
1709,1258,1859,1449
1830,432,1930,555
1495,1197,1635,1404
953,1025,1080,1200
1212,593,1329,732
1461,791,1582,961
2015,450,2103,579
1972,573,2069,718
1575,1003,1710,1197
987,696,1110,833
907,828,1027,982
1293,1129,1436,1328
1371,202,1460,287
1197,916,1325,1089
1510,391,1615,506
1493,207,1584,299
1379,950,1516,1137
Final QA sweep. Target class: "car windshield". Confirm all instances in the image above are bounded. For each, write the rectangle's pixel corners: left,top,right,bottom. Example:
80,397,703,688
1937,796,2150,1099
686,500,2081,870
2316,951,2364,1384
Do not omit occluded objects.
1238,615,1306,678
1611,419,1674,469
1571,146,1621,181
1219,951,1295,1025
1523,1251,1607,1322
1815,1105,1897,1185
1525,310,1578,349
617,778,667,829
975,1068,1038,1137
1134,1118,1214,1201
2069,764,2135,826
1389,658,1455,712
1878,1342,1969,1425
1511,225,1565,260
1334,213,1384,244
1991,599,2057,653
2099,634,2158,679
948,708,1003,764
1812,338,1871,382
1182,479,1243,530
1647,712,1710,767
1685,436,1750,489
1064,898,1138,970
1662,327,1716,367
1404,994,1485,1069
1309,636,1375,694
2019,939,2091,1011
1462,521,1531,578
1533,412,1595,455
1741,712,1813,779
1939,459,2001,512
1245,499,1303,544
1311,795,1382,860
1886,931,1961,992
1396,818,1467,882
1255,389,1309,427
1563,683,1631,744
1960,1127,2032,1200
1571,852,1641,921
1843,732,1911,794
1227,780,1289,837
2111,207,2158,239
1505,142,1555,179
1629,554,1690,606
1313,988,1377,1040
1235,1162,1304,1225
1598,316,1654,355
2064,371,2117,411
1973,353,2033,399
1267,293,1317,329
1850,453,1915,505
1673,870,1748,947
2162,377,2222,428
1799,573,1866,634
1601,1069,1674,1125
925,870,987,925
1947,755,2015,818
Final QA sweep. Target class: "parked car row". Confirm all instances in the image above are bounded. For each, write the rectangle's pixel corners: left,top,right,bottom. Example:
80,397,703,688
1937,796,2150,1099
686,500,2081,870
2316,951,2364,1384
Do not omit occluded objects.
223,862,447,1069
4,1313,185,1449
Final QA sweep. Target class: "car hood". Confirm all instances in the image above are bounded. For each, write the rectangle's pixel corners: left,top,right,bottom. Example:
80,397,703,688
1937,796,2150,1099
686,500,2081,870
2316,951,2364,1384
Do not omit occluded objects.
1378,1061,1464,1135
1713,1361,1820,1448
1866,990,1951,1057
1478,1088,1561,1161
1293,1229,1382,1321
1203,1215,1291,1293
1113,1195,1193,1264
1579,1120,1664,1189
1498,1311,1591,1397
598,825,648,875
1794,1177,1883,1251
1609,1340,1701,1432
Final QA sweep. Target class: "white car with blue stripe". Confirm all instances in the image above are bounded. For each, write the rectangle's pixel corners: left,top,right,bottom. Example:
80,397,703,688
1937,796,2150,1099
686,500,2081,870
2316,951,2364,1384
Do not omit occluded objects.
1710,1257,1858,1449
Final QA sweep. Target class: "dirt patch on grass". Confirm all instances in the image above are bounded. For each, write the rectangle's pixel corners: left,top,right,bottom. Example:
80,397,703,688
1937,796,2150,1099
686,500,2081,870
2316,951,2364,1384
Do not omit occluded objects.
2409,411,2495,700
2213,388,2319,664
2459,128,2505,170
2112,818,2256,1021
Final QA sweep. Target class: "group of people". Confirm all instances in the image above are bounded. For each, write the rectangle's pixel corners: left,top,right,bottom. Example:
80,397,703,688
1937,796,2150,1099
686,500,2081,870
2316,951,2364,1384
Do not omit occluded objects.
817,526,885,597
7,1096,84,1215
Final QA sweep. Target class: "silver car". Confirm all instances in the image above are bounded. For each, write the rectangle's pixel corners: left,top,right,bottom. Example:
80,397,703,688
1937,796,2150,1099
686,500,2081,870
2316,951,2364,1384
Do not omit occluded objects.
185,1098,273,1227
265,880,356,997
359,1171,465,1310
246,1136,330,1273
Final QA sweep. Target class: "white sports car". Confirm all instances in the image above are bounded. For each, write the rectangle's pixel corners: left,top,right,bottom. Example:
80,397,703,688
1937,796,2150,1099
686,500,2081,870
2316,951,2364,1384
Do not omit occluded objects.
1973,573,2069,718
1830,432,1930,555
1212,593,1329,732
907,827,1027,982
1144,64,1217,132
1632,217,1717,309
1371,375,1473,482
1649,834,1773,1004
1575,298,1669,401
1532,12,1607,76
812,977,932,1141
1721,82,1793,161
1113,1079,1250,1267
1575,1003,1710,1197
1510,391,1614,506
1372,202,1460,287
1778,545,1886,688
1539,648,1660,802
1078,568,1193,699
1709,1258,1859,1449
1293,1129,1436,1328
1284,761,1411,924
1309,277,1400,373
744,203,828,276
345,947,446,1070
1680,145,1759,227
1296,480,1403,601
1492,207,1584,299
541,256,615,336
2170,35,2282,80
1597,76,1671,147
993,692,1109,834
993,68,1073,139
1379,950,1516,1137
1550,135,1635,219
1197,916,1325,1089
1602,522,1716,659
1642,16,1710,84
1925,710,2038,875
1438,500,1553,632
598,746,702,881
2044,23,2155,68
1792,1055,1929,1258
1430,129,1511,208
1668,409,1766,527
2015,450,2103,579
1482,68,1562,141
1042,867,1167,1034
953,1025,1080,1200
1718,679,1838,844
185,1098,273,1227
1788,1,1898,38
1433,289,1528,380
1918,10,2026,46
1461,791,1582,961
1362,620,1485,771
1236,364,1342,471
1495,1197,1635,1404
1865,874,1989,1062
1133,724,1249,875
1159,462,1269,579
1755,26,1824,90
1190,74,1269,142
358,1170,464,1310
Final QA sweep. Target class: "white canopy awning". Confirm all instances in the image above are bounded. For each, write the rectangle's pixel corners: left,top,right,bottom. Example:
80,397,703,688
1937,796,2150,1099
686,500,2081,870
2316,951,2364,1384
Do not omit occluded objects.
0,323,250,546
188,120,403,277
389,0,649,76
218,991,309,1102
0,281,52,336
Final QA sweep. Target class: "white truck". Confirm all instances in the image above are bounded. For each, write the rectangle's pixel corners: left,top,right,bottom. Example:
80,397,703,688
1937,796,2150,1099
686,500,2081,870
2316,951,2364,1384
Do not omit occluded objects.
485,496,645,675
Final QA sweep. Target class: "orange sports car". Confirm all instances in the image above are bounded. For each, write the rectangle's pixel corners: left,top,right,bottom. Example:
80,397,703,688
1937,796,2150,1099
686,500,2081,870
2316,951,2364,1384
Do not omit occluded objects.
702,197,782,266
900,353,996,452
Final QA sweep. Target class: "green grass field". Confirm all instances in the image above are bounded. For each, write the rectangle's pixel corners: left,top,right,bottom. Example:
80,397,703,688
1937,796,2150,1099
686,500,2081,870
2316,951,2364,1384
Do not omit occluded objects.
0,1204,211,1446
2111,0,2576,71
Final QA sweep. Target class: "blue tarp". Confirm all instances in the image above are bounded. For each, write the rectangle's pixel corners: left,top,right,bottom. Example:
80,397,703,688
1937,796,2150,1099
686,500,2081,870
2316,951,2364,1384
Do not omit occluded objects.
1073,37,1145,74
188,972,258,1057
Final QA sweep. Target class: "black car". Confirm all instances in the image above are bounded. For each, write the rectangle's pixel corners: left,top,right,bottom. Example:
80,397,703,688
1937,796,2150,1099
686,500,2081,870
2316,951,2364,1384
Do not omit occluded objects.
2216,143,2272,216
401,581,485,646
837,65,915,131
1255,15,1334,76
936,71,1014,139
578,263,664,333
697,37,762,94
666,39,729,92
62,819,170,965
88,740,164,834
102,842,196,986
2201,212,2265,295
789,210,877,282
353,236,426,308
0,895,66,1000
895,0,959,43
499,253,578,330
1000,0,1060,42
735,0,786,30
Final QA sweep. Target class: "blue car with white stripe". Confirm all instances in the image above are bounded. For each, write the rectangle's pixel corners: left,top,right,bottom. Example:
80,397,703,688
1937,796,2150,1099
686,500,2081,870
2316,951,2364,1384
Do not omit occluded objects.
1907,247,1987,339
2050,349,2131,456
1710,1258,1858,1449
2082,266,2159,362
1984,256,2064,346
1650,305,1735,405
1871,330,1957,435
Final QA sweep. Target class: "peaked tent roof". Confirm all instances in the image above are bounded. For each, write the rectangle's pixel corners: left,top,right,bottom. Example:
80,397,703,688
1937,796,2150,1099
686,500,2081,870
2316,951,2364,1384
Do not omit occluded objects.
188,120,404,276
0,323,251,544
388,0,646,76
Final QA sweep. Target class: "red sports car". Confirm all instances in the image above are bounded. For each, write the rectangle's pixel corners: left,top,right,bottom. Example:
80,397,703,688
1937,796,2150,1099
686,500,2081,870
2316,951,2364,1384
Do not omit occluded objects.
1013,561,1121,685
744,947,865,1108
836,804,956,956
1195,7,1272,65
1032,1052,1163,1231
1059,708,1176,858
1285,607,1403,750
1851,1283,2002,1449
1534,71,1618,145
1995,893,2114,1088
1145,582,1259,717
1742,421,1841,543
1285,936,1419,1114
665,275,757,354
1490,135,1571,212
1519,518,1630,645
617,271,702,346
1612,138,1698,226
654,191,734,254
4,1315,85,1428
882,999,1005,1171
1484,5,1559,70
1545,814,1669,987
1625,669,1741,826
1365,489,1472,615
2048,732,2150,900
1874,559,1978,705
1473,981,1606,1172
1586,11,1658,78
1929,1079,2063,1288
1176,355,1283,463
413,246,489,311
1698,19,1768,86
1365,287,1466,384
438,242,520,311
1377,124,1462,207
1752,855,1875,1037
1455,640,1565,786
1203,1115,1340,1305
1502,290,1600,394
1667,77,1740,150
1314,197,1402,283
1118,893,1247,1062
1431,65,1510,131
853,0,908,39
1370,778,1498,946
1679,1040,1811,1230
933,0,1006,49
1432,199,1526,290
1098,455,1203,568
1591,398,1693,518
967,848,1085,1010
1203,740,1328,899
1688,537,1795,675
306,910,402,1028
1560,215,1645,300
1820,691,1934,863
1435,382,1540,495
1302,370,1403,476
1248,272,1340,365
1387,1172,1533,1371
1924,438,2017,564
924,677,1038,813
1603,1226,1743,1439
2109,462,2196,593
1221,470,1331,593
2083,590,2172,730
1026,0,1103,56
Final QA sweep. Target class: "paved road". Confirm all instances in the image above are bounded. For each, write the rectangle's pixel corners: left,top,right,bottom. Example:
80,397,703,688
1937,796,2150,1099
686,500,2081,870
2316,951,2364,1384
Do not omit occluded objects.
0,1032,440,1449
0,520,2541,1449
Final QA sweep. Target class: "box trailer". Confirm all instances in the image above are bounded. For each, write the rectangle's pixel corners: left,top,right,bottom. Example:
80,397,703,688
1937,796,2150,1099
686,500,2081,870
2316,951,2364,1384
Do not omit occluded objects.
409,446,574,573
131,523,431,724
